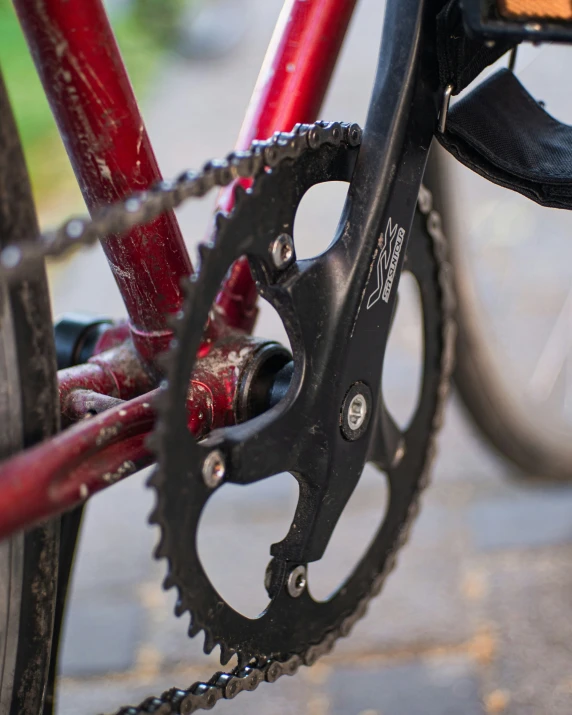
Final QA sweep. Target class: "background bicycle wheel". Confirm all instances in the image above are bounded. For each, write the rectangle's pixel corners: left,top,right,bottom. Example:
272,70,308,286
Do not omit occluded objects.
436,44,572,482
5,1,572,713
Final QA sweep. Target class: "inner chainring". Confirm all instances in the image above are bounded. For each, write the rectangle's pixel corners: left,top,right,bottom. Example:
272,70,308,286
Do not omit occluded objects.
151,126,451,667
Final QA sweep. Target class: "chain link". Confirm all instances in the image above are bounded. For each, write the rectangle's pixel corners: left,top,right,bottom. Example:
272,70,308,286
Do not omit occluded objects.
0,122,362,281
0,122,455,714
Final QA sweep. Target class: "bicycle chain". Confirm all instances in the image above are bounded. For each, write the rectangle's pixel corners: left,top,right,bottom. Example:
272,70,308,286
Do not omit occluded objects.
0,123,455,714
0,122,361,280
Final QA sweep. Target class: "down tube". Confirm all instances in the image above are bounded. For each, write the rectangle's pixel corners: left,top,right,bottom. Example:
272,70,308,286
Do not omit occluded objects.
14,0,192,361
216,0,359,330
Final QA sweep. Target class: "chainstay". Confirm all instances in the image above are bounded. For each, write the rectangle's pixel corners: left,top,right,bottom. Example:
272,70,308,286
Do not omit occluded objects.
110,188,456,715
0,122,362,280
0,122,455,713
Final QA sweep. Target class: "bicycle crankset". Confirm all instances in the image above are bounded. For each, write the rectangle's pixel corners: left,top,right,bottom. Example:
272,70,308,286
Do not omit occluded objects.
0,120,455,713
150,122,455,671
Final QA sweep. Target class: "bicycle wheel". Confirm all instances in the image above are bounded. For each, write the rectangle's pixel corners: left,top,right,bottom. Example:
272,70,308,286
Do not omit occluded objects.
0,69,60,715
425,45,572,481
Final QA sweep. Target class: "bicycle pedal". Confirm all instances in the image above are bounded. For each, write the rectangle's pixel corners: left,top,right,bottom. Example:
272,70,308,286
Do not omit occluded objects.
461,0,572,42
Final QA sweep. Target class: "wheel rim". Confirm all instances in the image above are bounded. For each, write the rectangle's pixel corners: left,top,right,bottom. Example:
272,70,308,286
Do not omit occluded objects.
0,283,24,715
0,67,60,715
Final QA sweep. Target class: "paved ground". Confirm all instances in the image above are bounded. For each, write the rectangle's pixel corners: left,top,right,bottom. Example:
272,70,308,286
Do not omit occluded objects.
44,1,572,714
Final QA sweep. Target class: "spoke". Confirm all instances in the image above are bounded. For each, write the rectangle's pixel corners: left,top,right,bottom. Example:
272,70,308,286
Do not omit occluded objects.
565,293,572,419
527,286,572,404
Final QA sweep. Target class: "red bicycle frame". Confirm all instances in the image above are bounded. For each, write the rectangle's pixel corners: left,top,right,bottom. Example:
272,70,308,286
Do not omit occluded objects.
0,0,358,538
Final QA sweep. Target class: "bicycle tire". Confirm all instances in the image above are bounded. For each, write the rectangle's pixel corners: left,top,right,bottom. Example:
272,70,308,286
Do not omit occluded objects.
425,142,572,482
0,69,60,715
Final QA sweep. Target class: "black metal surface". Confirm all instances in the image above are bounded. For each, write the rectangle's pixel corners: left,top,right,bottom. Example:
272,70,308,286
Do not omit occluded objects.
235,343,292,422
54,313,112,369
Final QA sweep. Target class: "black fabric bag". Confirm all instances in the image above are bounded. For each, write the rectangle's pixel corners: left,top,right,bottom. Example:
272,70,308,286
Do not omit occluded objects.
437,68,572,210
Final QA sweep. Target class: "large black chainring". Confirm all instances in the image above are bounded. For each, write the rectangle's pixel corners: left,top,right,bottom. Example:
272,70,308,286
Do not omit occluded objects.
151,132,450,667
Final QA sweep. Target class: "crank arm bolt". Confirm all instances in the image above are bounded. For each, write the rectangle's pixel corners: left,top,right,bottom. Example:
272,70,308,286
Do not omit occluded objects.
270,233,295,270
340,382,373,441
286,565,307,598
202,449,226,488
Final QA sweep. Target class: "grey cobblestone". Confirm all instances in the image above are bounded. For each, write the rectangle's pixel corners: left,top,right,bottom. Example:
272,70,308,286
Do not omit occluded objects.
60,598,144,677
478,549,572,715
70,470,157,595
327,657,484,715
332,499,474,657
469,488,572,551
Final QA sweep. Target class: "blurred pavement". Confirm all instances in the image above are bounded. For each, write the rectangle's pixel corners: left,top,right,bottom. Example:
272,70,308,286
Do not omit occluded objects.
47,1,572,714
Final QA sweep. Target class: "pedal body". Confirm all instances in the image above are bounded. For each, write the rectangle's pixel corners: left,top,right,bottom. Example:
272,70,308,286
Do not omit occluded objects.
461,0,572,41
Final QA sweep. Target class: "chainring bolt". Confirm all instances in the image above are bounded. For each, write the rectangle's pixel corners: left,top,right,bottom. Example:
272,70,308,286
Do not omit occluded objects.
202,449,226,488
270,233,294,270
340,382,373,441
348,394,367,431
286,564,307,598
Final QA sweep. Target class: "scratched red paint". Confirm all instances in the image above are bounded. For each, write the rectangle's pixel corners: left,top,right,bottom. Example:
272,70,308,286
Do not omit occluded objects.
13,0,193,360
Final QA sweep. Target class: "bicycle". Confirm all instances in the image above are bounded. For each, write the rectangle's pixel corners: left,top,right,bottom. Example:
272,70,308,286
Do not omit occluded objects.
0,0,570,713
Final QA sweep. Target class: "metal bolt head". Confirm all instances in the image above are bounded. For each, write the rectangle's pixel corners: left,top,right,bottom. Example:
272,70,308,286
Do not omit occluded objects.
270,233,294,270
286,565,307,598
347,394,367,431
392,438,406,468
340,382,372,441
202,449,225,488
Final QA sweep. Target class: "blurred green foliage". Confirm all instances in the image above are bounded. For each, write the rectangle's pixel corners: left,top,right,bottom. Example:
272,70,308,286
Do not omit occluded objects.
0,0,176,210
133,0,190,45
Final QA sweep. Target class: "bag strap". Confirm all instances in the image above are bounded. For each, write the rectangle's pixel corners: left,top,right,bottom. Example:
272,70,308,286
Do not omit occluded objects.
437,0,515,94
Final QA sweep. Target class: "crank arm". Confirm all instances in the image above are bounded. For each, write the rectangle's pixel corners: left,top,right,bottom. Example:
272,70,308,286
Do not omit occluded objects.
265,0,442,565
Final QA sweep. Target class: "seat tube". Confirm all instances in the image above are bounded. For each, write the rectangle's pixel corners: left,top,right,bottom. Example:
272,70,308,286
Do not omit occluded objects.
14,0,193,362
